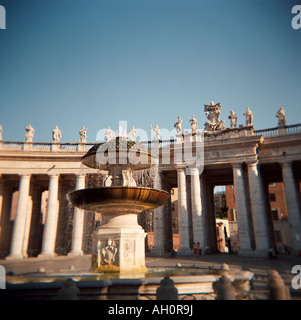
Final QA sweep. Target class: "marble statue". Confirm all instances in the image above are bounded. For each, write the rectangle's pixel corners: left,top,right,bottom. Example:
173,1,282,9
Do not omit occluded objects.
78,126,87,143
276,107,286,127
104,126,114,142
52,126,62,143
128,126,137,141
25,125,35,142
151,124,161,140
204,101,226,131
189,115,198,133
174,116,182,133
243,107,253,126
228,110,237,128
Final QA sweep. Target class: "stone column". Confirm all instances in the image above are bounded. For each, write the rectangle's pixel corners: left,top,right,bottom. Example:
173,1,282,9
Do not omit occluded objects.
0,176,4,219
22,195,33,257
0,184,13,257
152,206,165,256
247,161,270,256
177,167,191,254
0,177,4,255
69,174,86,256
152,171,165,256
7,175,31,259
189,167,205,252
232,163,253,255
280,161,301,253
40,174,59,257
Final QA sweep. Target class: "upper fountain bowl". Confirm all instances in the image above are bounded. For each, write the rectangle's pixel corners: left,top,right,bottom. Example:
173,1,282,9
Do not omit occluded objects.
82,137,154,171
67,186,170,214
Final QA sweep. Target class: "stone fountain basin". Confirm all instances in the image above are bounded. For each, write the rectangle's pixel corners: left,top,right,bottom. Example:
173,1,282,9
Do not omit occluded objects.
67,187,170,214
3,268,254,300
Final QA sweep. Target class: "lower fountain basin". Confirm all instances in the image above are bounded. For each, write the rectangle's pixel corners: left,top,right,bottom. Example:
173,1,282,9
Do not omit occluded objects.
67,186,170,214
3,267,254,300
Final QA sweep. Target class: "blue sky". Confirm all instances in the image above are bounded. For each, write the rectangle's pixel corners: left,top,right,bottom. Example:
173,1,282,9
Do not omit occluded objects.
0,0,300,143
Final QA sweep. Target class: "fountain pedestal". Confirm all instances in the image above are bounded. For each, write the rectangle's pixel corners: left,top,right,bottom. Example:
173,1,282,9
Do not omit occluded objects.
91,226,147,273
91,210,147,272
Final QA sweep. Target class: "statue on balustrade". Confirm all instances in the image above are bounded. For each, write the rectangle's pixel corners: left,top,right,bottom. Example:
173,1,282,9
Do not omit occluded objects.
204,101,226,131
243,107,253,126
25,124,35,142
174,116,182,134
104,126,114,142
189,115,198,133
128,126,137,141
228,110,238,128
78,126,87,143
52,126,62,143
276,107,286,127
151,124,161,140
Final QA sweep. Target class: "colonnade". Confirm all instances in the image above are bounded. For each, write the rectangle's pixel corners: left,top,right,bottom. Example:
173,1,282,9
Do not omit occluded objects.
0,160,300,259
153,160,301,257
0,173,86,259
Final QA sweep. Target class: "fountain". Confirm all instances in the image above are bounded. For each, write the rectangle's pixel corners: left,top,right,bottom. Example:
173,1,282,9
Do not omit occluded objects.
67,137,169,273
1,137,255,300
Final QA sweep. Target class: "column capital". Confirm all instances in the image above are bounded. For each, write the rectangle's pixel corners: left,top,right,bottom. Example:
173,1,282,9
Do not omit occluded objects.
176,166,186,173
18,173,31,178
245,160,259,167
76,173,86,178
231,162,243,169
186,166,200,175
48,173,59,179
279,160,293,168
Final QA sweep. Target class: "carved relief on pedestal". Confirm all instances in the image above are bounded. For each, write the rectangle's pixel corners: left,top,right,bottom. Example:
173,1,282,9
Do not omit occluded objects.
96,239,118,267
123,240,134,263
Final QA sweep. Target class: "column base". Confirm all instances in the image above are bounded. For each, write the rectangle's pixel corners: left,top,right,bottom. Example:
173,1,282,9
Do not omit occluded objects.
37,252,57,259
254,249,269,258
6,254,23,260
68,251,84,257
177,248,193,256
238,249,255,257
151,247,165,257
238,249,269,258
